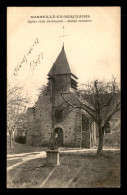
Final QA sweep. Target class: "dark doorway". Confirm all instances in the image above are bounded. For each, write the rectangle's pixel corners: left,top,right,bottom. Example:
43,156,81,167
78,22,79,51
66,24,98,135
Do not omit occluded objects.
55,127,63,147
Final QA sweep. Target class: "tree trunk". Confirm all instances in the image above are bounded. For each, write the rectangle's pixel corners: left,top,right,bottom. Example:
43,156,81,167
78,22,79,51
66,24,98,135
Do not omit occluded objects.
10,132,13,148
97,126,104,156
25,133,28,146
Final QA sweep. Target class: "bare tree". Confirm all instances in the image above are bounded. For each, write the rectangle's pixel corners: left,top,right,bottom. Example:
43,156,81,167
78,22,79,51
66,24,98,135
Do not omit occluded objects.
60,77,120,155
7,84,30,148
15,112,41,151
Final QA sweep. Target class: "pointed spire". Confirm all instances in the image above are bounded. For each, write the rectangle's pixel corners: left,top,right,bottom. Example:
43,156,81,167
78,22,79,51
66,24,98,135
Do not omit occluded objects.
63,26,64,47
48,46,71,76
48,26,78,79
62,42,64,50
48,46,78,79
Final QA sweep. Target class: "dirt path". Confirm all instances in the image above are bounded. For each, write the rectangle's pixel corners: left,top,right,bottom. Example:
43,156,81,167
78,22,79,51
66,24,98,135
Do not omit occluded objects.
7,148,120,172
7,151,46,171
60,148,120,153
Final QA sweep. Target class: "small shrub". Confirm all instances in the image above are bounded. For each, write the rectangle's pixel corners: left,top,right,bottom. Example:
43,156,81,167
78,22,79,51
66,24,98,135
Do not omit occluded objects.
15,136,26,144
104,129,120,147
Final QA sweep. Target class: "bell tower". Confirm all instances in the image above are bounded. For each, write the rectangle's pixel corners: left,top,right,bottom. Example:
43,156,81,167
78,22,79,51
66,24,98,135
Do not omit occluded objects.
47,45,78,93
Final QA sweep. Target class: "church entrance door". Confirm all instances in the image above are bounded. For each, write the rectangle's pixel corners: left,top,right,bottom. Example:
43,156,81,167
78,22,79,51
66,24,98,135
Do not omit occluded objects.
55,128,63,147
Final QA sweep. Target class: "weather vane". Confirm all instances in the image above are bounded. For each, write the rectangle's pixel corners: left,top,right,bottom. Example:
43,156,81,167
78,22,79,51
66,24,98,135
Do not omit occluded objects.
59,26,68,47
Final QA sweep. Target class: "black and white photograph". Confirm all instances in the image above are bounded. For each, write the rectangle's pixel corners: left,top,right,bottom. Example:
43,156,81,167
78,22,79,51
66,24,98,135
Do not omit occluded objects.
7,6,120,188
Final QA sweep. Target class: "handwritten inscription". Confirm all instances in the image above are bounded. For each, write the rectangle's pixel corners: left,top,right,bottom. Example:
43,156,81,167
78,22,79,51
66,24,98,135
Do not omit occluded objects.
13,38,39,77
30,52,43,72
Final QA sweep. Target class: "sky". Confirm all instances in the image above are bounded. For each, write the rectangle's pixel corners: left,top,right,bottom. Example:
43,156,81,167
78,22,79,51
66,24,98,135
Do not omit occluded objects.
7,7,120,106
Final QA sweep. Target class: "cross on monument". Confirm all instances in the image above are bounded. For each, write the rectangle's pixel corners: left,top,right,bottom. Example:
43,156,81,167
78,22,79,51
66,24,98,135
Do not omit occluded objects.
59,26,68,46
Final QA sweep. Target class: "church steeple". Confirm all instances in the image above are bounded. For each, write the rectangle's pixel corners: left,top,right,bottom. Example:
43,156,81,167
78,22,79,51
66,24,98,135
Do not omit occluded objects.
62,42,64,49
47,45,78,92
48,45,77,79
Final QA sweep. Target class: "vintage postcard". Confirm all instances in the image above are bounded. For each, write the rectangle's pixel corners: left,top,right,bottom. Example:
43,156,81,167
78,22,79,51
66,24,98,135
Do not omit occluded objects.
7,7,120,188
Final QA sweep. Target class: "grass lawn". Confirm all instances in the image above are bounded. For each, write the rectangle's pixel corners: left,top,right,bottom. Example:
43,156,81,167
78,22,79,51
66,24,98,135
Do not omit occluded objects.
7,159,22,167
7,150,120,188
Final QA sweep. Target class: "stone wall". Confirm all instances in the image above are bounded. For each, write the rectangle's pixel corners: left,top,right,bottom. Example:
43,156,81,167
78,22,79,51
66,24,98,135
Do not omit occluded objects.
54,108,78,147
75,109,82,147
35,94,52,146
27,91,93,148
34,92,83,147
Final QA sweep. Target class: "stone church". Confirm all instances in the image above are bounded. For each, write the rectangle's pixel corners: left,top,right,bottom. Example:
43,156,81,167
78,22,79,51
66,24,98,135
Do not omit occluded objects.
27,45,97,148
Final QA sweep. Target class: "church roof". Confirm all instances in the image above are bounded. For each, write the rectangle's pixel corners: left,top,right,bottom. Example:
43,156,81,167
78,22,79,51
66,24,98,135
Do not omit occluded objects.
55,92,92,115
48,45,78,79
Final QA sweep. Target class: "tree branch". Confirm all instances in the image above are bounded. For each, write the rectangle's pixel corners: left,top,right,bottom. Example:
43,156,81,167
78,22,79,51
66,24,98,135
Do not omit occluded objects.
102,102,120,130
60,93,97,122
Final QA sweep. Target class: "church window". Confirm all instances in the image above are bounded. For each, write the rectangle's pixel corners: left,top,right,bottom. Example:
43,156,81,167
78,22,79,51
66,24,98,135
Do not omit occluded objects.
55,109,63,122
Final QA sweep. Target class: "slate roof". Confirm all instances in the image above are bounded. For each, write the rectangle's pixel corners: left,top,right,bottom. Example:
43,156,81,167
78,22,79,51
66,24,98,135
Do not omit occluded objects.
48,45,78,79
